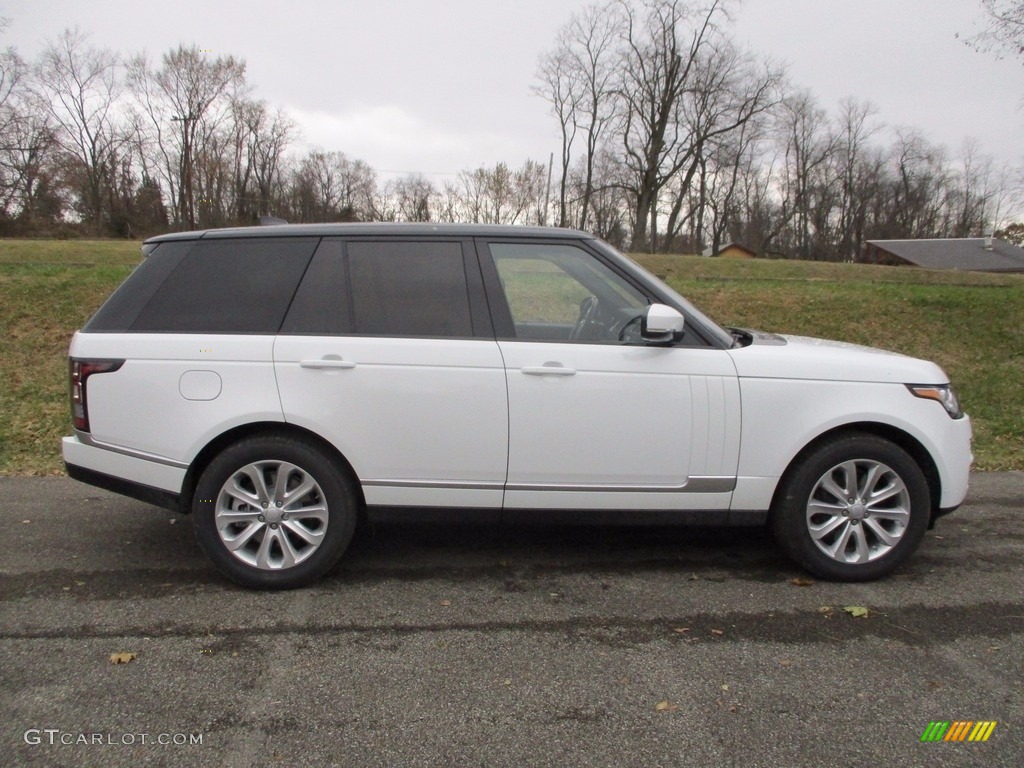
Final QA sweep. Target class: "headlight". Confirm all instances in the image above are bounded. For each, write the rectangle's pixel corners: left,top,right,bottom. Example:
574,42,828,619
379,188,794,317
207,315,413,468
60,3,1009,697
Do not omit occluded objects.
906,384,963,419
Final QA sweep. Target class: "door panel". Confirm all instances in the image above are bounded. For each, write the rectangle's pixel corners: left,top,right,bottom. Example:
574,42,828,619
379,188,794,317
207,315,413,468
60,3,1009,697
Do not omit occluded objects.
499,341,739,510
480,239,740,511
274,337,508,508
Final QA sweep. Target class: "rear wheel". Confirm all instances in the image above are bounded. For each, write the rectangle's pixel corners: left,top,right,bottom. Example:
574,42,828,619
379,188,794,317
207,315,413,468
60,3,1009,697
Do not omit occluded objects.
193,435,357,589
771,433,931,581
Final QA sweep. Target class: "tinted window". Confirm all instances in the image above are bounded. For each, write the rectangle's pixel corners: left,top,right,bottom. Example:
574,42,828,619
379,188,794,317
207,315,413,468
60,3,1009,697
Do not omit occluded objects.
84,241,194,332
279,239,352,335
347,241,472,337
131,238,319,333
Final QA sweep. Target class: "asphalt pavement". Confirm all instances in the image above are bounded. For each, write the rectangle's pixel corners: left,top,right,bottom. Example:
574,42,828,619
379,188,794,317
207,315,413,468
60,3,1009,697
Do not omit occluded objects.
1,472,1022,767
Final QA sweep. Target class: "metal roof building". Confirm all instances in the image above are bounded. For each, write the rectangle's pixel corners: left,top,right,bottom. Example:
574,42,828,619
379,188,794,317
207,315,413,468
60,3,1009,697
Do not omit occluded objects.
862,238,1024,273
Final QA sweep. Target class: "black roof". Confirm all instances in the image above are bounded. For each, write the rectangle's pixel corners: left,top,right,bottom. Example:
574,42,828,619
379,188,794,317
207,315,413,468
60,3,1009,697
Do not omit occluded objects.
145,222,593,244
865,238,1024,272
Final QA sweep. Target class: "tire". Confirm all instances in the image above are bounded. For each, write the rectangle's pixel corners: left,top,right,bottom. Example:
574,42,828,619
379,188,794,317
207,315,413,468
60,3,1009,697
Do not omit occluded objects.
192,434,358,589
770,432,931,582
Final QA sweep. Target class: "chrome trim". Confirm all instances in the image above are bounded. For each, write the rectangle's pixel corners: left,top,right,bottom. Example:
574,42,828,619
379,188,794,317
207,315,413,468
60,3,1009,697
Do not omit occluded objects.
73,431,189,469
506,476,735,493
364,477,735,493
362,479,505,491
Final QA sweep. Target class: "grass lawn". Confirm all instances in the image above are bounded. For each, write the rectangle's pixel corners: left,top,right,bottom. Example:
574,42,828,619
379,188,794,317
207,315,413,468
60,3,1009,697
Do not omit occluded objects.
1,240,141,475
0,239,1020,474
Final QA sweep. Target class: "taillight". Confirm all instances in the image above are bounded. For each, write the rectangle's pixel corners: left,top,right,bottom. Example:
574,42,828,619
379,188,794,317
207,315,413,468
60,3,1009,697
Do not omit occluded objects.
69,358,124,432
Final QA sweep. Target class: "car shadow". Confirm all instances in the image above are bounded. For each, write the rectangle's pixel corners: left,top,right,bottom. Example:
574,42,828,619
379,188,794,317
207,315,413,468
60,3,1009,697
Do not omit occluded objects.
332,520,789,585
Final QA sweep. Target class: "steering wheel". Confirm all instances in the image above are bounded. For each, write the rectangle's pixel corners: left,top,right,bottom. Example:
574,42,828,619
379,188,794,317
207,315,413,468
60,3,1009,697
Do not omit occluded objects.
569,296,600,340
612,313,644,343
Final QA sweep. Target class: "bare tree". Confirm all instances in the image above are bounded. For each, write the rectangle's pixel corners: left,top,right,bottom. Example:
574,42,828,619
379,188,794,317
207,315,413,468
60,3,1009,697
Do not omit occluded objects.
545,3,625,230
0,32,36,217
336,157,377,220
964,0,1024,62
536,0,786,250
390,173,436,222
885,128,951,239
534,47,581,227
660,38,782,251
868,130,955,241
0,112,57,224
952,137,999,236
832,98,882,260
127,45,246,229
30,28,126,234
0,16,20,108
699,114,768,255
770,91,837,258
578,146,631,245
616,0,726,250
288,149,376,222
434,181,464,222
240,99,293,218
0,26,26,146
457,161,547,224
369,182,398,222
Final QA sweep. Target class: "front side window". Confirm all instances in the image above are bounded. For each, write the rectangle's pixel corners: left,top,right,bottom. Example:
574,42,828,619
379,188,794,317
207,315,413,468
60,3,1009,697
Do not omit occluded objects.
490,243,649,342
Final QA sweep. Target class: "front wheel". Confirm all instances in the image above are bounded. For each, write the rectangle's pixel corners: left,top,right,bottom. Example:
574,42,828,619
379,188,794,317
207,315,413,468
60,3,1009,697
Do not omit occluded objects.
771,433,932,581
192,434,358,589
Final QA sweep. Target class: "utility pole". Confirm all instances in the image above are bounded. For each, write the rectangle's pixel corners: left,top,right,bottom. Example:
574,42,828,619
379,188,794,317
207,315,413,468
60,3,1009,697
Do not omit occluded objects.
171,113,197,230
544,152,553,227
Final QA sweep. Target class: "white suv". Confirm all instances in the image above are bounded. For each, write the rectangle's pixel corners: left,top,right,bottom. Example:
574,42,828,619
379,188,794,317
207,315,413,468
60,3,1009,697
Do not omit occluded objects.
63,224,972,588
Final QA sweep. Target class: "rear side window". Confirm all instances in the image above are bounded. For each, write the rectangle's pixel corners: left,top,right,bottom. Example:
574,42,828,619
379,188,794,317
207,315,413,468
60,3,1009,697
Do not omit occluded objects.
282,239,476,338
130,238,319,333
279,239,352,334
83,241,194,332
349,241,472,336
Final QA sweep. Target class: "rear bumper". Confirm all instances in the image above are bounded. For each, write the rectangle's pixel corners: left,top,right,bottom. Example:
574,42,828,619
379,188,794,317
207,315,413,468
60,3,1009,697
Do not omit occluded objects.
66,463,182,512
62,435,187,512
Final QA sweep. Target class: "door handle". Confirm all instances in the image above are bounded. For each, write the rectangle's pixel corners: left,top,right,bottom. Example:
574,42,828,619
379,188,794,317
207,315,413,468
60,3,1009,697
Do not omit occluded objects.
300,358,356,370
521,364,576,376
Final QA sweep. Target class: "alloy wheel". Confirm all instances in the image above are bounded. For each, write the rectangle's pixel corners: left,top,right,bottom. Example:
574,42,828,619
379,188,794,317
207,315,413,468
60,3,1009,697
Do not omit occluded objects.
805,459,911,564
214,460,329,570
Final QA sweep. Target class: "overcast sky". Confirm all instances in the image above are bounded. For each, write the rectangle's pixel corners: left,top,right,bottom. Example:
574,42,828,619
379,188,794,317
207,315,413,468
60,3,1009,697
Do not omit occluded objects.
4,0,1023,189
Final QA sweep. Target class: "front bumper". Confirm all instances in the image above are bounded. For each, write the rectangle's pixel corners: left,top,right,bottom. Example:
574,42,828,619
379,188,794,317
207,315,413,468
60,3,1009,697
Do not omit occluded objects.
936,414,973,511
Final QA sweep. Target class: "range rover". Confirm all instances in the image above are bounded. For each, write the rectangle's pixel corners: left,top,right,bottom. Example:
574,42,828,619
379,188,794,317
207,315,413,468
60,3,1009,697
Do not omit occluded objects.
63,224,972,588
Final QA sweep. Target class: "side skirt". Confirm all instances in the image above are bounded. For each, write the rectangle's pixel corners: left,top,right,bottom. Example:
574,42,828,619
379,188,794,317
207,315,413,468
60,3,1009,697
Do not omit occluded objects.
365,506,766,527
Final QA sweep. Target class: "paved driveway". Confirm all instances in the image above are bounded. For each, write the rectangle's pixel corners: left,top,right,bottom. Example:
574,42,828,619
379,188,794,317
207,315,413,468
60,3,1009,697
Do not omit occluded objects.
1,473,1022,767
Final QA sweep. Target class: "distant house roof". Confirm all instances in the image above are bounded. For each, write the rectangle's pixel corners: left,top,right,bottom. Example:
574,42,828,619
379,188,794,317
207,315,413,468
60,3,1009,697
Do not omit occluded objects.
863,238,1024,272
712,242,757,258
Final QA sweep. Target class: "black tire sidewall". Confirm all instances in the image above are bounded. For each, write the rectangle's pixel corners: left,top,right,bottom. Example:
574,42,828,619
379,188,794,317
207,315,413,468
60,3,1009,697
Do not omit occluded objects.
771,433,931,582
192,435,357,589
